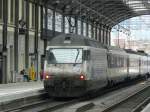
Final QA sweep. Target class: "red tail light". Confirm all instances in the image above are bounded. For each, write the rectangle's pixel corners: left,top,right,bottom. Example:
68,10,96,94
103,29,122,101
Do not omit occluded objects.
44,72,52,80
79,74,85,80
45,75,51,79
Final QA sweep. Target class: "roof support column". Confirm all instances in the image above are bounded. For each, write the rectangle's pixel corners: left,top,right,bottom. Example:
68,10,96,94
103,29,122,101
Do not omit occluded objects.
68,16,71,33
34,0,39,80
1,0,8,83
97,25,100,42
105,27,110,46
98,25,102,43
81,18,83,35
52,8,56,37
44,5,48,55
14,0,19,83
61,14,65,33
101,25,104,44
95,24,97,40
103,26,107,45
86,21,89,37
75,16,78,34
108,28,111,46
106,27,108,45
91,23,94,38
25,0,29,71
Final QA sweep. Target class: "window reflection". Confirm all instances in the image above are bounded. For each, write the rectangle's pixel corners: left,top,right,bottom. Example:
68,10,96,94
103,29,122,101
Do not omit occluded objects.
47,48,83,64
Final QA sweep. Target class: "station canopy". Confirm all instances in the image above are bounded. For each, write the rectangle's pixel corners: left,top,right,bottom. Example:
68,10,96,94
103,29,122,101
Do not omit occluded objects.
41,0,150,27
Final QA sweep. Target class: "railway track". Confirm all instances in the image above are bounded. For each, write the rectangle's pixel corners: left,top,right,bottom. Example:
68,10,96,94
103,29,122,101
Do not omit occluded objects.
101,85,150,112
4,99,79,112
2,79,149,112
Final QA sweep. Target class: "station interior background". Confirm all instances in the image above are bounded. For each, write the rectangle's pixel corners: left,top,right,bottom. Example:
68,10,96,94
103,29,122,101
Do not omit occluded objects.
0,0,150,84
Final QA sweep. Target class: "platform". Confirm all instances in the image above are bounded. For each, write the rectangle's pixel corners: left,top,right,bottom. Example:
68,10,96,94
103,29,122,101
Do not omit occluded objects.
0,81,44,103
142,103,150,112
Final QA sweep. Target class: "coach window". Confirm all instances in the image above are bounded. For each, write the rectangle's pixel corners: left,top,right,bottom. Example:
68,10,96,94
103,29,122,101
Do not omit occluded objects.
111,55,115,68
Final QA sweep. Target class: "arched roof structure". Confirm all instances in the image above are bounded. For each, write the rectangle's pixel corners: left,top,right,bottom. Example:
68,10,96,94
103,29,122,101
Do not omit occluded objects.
39,0,150,27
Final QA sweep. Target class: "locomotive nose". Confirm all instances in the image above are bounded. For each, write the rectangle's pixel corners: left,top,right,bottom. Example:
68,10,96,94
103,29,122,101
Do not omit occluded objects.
44,73,87,97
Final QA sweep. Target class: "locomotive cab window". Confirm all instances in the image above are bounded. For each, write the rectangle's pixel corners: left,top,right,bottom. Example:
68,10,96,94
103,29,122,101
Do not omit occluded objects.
47,48,83,64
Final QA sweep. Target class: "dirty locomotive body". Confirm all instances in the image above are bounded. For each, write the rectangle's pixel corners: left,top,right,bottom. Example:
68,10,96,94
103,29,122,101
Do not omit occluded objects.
44,34,150,97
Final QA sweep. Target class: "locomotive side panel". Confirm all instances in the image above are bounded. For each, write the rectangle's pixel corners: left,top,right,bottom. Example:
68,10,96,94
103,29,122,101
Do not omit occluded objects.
88,47,108,89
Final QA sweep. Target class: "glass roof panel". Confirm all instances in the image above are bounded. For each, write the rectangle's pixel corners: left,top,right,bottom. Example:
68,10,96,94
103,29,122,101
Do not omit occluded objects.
126,1,142,4
123,0,148,12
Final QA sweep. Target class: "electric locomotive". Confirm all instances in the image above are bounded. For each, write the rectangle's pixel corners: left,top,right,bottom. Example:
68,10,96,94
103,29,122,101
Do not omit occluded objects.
43,33,150,97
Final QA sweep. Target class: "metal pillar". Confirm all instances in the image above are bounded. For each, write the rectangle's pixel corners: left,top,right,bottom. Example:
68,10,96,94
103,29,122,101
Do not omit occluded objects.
61,14,65,33
106,27,110,46
44,6,48,54
68,16,71,33
86,22,89,37
52,9,55,37
2,0,8,83
75,16,78,34
103,26,106,45
106,27,108,45
97,25,100,42
14,0,19,82
104,26,107,45
25,0,29,70
34,1,39,80
91,23,94,38
108,28,111,46
102,26,105,44
99,25,102,43
81,19,83,35
100,25,104,44
95,25,97,40
40,5,44,53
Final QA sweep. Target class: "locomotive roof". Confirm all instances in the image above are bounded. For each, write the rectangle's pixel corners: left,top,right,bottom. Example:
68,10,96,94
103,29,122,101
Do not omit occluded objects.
125,49,147,56
48,33,106,48
48,34,147,56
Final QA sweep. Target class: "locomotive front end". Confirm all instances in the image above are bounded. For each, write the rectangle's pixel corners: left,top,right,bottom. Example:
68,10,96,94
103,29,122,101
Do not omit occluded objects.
43,48,87,97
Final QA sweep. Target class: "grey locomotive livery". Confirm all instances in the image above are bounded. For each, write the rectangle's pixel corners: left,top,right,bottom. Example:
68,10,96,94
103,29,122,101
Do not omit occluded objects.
43,34,150,97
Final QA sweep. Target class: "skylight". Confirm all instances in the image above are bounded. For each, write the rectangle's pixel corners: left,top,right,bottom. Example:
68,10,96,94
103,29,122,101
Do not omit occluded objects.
123,0,148,12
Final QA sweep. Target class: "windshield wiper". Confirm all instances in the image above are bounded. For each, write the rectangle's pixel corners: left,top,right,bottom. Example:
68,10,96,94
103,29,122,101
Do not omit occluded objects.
74,49,80,66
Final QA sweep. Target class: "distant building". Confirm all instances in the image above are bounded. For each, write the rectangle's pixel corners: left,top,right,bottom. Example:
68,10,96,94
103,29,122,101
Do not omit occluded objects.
113,38,150,54
113,38,126,48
